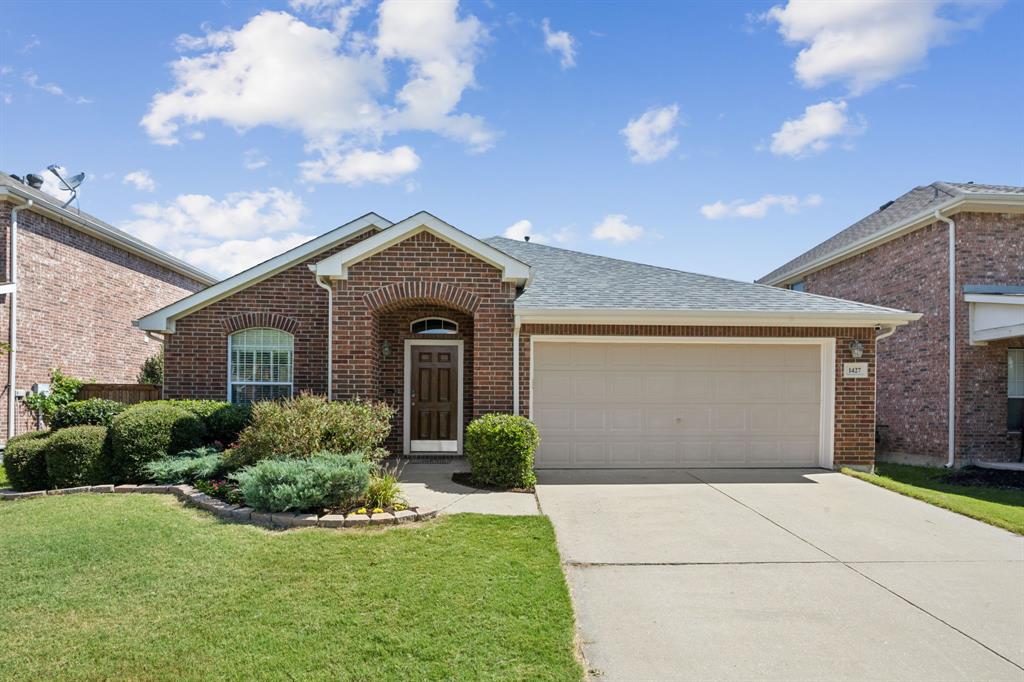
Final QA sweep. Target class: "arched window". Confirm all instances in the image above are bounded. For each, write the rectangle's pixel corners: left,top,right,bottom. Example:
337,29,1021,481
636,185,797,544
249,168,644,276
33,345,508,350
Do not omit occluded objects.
228,328,294,404
410,317,458,334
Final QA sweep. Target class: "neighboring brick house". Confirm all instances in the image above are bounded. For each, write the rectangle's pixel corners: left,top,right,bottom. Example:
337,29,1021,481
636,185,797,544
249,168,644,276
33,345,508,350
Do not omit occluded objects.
140,211,916,471
0,173,215,443
760,182,1024,465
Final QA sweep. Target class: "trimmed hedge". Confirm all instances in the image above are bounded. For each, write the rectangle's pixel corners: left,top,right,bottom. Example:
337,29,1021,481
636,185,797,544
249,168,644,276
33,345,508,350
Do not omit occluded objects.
2,430,51,491
142,446,227,485
233,451,371,513
226,395,392,469
107,402,205,482
167,400,251,446
43,426,108,488
51,399,127,430
464,414,540,488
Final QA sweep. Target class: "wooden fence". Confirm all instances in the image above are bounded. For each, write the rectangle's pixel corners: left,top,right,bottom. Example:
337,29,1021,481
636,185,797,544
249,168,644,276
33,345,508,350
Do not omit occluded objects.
77,384,162,404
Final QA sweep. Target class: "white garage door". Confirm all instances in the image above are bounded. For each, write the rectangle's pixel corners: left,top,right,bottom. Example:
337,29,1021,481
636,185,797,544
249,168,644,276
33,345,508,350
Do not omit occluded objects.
532,341,826,468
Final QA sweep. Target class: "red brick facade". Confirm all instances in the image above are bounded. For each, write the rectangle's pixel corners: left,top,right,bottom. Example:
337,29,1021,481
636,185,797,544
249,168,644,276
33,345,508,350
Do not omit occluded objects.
801,211,1024,463
161,227,881,467
0,200,207,440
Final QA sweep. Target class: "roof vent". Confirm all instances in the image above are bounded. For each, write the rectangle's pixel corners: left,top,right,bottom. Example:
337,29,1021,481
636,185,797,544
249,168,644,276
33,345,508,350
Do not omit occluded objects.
878,200,894,212
524,235,530,242
25,174,44,190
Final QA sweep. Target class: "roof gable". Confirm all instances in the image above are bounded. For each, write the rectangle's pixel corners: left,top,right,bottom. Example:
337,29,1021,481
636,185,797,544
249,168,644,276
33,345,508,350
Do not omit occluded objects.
136,212,392,332
315,211,531,284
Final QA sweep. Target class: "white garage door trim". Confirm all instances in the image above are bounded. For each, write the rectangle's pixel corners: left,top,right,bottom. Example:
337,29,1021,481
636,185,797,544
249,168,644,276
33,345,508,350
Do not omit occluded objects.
528,336,836,469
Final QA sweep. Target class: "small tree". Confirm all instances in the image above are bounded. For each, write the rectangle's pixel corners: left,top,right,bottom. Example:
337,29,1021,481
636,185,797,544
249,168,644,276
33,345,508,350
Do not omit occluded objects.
138,349,164,385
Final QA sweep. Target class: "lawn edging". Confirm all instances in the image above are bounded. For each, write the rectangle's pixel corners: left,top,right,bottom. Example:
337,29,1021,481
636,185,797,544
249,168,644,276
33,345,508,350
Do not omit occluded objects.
0,484,437,529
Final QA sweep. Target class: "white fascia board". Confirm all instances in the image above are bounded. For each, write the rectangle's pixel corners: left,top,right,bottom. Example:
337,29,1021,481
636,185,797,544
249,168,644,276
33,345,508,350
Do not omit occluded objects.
964,293,1024,305
0,185,217,286
316,211,531,285
515,307,921,328
136,213,392,333
762,194,1024,287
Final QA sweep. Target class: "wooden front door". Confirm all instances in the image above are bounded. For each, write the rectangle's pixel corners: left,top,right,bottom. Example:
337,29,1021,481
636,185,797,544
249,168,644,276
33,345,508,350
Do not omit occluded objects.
410,345,458,450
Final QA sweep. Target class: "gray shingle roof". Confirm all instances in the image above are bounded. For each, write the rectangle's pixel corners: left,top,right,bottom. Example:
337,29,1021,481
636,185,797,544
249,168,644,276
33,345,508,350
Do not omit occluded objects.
484,236,911,318
759,181,1024,285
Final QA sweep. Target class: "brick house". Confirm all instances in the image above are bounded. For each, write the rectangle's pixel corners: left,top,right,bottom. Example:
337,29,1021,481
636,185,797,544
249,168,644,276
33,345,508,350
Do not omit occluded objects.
139,211,917,470
0,173,215,443
760,182,1024,466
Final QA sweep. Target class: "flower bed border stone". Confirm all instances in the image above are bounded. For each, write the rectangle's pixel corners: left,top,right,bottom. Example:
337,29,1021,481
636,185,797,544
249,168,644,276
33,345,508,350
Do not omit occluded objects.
0,485,437,529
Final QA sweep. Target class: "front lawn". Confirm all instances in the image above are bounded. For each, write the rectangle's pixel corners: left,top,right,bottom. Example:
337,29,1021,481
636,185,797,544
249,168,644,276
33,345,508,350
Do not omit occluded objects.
0,494,582,681
844,463,1024,535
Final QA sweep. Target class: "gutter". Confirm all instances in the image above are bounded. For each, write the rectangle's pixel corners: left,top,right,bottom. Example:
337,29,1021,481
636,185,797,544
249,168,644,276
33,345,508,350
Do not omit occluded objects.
933,209,957,468
311,268,334,400
6,197,31,440
512,314,521,415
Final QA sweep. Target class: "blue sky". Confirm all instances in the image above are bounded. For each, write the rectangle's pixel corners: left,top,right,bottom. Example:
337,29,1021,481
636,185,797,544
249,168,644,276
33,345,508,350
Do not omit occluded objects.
1,0,1021,281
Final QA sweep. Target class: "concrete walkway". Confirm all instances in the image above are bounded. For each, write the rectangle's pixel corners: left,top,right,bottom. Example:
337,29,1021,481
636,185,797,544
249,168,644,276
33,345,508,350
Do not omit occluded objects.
536,469,1024,681
399,462,538,516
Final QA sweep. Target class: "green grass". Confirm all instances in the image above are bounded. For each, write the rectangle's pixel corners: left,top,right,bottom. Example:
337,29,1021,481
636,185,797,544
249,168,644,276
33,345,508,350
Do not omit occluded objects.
0,495,582,681
844,463,1024,535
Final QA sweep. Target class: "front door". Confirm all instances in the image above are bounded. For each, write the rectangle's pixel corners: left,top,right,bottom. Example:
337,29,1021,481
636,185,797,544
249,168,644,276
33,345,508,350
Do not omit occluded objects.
409,344,459,452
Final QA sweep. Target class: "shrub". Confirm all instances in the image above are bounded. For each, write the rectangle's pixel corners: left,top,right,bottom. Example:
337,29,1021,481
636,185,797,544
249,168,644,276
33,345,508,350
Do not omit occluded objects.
464,414,540,488
166,400,251,446
43,426,108,488
226,395,393,469
51,399,127,430
138,349,163,385
107,402,205,482
23,369,85,426
363,465,404,509
233,452,371,513
194,478,243,505
142,446,227,484
2,430,51,491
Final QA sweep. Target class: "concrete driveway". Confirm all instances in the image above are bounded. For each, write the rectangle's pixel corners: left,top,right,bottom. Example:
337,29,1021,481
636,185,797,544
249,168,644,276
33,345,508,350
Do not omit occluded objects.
536,469,1024,681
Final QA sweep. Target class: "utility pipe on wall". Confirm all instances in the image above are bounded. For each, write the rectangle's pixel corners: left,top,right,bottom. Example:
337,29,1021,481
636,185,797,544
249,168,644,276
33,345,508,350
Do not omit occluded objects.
313,271,334,400
512,315,521,416
7,198,31,441
934,209,957,468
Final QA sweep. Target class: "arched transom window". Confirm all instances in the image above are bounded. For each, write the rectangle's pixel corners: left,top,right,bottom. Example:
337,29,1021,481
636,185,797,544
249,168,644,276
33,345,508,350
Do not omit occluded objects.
411,317,458,334
228,328,294,404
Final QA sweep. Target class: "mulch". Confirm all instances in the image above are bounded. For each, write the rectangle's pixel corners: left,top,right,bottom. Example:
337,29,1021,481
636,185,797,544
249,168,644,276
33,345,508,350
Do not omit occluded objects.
943,466,1024,491
451,472,534,494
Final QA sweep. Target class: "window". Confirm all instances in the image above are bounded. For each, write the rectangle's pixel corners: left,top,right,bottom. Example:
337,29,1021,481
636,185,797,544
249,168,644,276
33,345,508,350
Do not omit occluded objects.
228,328,293,405
789,280,806,292
1010,349,1024,431
411,317,458,334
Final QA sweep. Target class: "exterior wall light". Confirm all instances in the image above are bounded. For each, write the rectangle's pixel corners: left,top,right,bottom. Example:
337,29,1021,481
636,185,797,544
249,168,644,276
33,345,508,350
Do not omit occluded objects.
849,340,865,359
381,340,391,358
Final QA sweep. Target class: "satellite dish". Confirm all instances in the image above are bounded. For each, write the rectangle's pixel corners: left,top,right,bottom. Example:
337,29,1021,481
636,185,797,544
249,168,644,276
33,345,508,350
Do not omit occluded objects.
46,164,87,210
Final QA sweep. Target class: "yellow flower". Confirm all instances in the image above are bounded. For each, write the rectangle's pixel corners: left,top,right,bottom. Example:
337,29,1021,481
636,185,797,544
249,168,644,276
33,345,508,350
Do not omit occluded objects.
356,507,367,514
372,507,384,514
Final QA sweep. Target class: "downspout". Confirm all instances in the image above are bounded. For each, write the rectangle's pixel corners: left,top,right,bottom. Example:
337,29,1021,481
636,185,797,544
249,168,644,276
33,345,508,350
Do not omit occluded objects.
313,271,334,400
512,314,521,416
934,209,956,468
7,198,31,441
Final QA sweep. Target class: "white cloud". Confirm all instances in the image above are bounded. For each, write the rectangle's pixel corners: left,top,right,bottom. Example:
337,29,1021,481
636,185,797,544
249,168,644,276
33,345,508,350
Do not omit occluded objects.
541,18,577,69
700,193,823,220
120,188,308,276
23,71,64,97
591,214,645,243
243,148,269,170
769,99,862,157
621,104,679,164
299,145,420,185
123,170,156,192
143,1,492,183
501,219,573,245
764,0,993,95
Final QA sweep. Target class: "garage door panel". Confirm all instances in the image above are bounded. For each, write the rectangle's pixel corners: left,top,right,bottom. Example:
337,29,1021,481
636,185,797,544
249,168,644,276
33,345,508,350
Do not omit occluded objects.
533,342,825,468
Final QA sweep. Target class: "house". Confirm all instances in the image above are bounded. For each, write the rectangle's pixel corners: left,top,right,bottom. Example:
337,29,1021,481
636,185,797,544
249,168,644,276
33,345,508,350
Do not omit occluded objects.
0,172,215,442
138,211,918,470
760,182,1024,466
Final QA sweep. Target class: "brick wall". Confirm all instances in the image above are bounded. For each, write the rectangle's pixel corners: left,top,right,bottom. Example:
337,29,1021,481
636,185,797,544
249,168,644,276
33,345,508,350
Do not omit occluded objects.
803,211,1024,463
518,325,877,469
164,228,379,400
0,200,206,439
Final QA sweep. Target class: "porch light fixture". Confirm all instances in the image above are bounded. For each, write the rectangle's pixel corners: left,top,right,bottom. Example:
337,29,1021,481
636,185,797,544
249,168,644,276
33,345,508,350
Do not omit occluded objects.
381,340,391,358
849,340,864,359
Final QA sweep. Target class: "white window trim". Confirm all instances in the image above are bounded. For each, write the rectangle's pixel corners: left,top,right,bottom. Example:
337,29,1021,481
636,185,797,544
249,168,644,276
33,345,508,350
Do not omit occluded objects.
227,329,295,404
1009,349,1024,399
403,339,464,455
410,316,459,334
526,335,837,469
